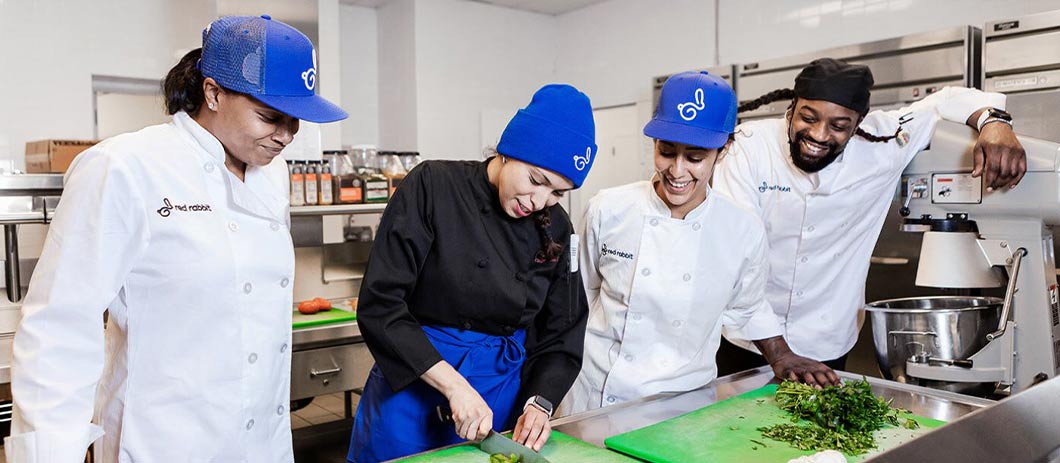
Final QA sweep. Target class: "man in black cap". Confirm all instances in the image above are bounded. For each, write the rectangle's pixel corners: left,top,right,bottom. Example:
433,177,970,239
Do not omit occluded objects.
712,58,1026,382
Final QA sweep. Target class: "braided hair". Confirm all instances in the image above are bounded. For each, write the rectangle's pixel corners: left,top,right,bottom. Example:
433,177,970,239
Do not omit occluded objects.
737,88,795,113
738,88,898,143
532,209,563,263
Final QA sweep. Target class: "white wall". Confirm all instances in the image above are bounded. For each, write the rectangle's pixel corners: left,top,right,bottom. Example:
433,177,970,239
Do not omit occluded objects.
718,0,1060,64
377,0,418,151
413,0,558,160
0,0,216,167
340,4,381,147
554,0,717,110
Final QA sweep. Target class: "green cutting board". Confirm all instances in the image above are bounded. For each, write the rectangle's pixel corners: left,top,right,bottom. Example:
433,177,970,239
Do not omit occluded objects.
605,384,945,463
396,431,639,462
291,308,357,329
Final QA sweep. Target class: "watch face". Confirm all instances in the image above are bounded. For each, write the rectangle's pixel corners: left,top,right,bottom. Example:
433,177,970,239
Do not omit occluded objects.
534,396,553,413
990,108,1013,121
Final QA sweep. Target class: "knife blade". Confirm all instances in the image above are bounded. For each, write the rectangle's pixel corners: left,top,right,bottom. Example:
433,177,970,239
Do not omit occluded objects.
480,430,551,463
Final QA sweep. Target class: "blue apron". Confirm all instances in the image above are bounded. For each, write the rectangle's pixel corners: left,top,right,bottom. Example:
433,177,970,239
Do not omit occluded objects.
347,325,526,463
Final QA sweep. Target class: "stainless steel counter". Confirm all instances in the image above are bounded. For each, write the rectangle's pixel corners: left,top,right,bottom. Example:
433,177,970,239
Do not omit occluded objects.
292,320,363,351
291,321,372,401
552,366,995,448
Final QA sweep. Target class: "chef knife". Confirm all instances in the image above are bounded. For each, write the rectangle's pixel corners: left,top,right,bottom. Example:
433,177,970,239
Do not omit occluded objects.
435,406,552,463
480,430,552,463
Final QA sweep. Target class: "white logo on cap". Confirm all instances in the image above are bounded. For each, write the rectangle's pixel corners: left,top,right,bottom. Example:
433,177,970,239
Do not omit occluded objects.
302,49,317,91
677,88,706,121
573,147,592,171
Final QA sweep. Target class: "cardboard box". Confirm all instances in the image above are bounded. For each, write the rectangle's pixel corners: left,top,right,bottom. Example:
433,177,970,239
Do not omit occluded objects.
25,139,98,173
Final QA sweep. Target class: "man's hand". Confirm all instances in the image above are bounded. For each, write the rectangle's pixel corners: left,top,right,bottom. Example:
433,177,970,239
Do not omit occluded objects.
753,336,840,388
970,114,1026,191
769,352,840,388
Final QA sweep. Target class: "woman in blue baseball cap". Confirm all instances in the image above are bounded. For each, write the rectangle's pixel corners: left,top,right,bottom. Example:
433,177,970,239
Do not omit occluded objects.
558,71,835,416
6,15,345,462
348,84,595,463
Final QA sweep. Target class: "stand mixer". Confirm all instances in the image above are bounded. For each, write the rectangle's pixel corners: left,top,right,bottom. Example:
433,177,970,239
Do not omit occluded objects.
867,120,1060,396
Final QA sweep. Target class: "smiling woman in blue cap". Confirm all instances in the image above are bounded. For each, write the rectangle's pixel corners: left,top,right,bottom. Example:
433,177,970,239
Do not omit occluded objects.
558,71,835,416
5,15,345,463
349,84,596,462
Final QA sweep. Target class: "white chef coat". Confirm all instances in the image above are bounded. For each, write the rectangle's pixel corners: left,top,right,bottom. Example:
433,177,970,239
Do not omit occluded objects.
558,180,783,416
713,87,1005,362
5,111,296,463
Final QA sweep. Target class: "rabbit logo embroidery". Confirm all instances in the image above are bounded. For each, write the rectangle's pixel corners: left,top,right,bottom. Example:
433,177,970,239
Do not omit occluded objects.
678,88,706,121
573,146,592,171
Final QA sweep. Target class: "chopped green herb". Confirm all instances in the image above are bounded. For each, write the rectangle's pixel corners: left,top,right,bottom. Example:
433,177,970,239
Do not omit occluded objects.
758,379,912,455
903,418,920,430
489,453,521,463
749,439,769,448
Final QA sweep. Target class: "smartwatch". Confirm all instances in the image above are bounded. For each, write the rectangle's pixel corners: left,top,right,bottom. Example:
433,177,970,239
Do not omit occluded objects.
976,108,1013,131
523,395,554,417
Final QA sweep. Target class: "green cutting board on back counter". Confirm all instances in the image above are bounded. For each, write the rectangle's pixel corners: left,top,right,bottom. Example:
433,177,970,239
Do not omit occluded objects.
397,431,639,462
291,308,357,329
605,384,945,463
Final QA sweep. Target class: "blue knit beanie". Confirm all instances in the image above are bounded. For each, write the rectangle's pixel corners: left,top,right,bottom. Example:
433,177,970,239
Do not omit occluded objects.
497,84,597,188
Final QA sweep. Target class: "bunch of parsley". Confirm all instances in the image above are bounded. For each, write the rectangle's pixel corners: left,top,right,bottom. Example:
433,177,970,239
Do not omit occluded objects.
757,379,918,455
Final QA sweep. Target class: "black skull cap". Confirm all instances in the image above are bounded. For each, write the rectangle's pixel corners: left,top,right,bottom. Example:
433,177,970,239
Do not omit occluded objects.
794,58,874,115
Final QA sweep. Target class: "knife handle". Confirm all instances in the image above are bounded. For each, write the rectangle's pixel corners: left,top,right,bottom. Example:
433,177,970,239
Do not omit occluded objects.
436,405,454,423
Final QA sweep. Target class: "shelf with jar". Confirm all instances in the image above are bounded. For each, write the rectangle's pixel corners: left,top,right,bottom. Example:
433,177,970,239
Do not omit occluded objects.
288,146,423,210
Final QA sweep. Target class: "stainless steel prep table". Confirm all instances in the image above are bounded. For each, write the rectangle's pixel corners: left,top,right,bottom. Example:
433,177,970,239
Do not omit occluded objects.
291,320,374,403
552,366,995,448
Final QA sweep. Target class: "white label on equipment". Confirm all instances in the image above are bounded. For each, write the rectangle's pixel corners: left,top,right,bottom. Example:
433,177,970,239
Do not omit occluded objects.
569,234,579,273
931,173,982,204
992,76,1039,91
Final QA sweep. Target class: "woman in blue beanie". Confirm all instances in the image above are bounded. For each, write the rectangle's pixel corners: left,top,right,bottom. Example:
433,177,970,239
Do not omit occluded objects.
348,84,596,462
559,71,836,416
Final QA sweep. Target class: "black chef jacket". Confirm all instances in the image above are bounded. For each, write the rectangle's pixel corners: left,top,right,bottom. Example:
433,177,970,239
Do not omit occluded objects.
357,158,589,408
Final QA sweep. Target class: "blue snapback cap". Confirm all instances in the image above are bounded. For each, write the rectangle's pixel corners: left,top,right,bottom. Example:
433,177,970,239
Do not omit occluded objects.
643,71,736,149
199,15,348,123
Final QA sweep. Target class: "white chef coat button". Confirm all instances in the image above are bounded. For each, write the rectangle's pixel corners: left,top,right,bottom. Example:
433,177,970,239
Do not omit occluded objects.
692,223,701,231
672,320,682,328
280,277,290,288
246,419,255,430
801,256,808,263
248,353,258,364
807,225,815,232
270,222,281,231
641,268,651,277
650,218,659,226
277,405,285,415
204,163,215,173
632,313,642,321
280,343,288,353
228,222,239,232
682,273,691,282
796,290,804,297
607,396,617,403
243,282,253,294
625,354,634,362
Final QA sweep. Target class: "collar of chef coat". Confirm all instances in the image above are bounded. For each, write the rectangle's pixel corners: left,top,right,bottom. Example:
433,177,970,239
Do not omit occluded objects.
646,177,715,221
776,119,847,195
171,111,288,222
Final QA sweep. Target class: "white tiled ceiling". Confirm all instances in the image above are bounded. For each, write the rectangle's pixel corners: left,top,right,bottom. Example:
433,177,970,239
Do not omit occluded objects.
340,0,610,15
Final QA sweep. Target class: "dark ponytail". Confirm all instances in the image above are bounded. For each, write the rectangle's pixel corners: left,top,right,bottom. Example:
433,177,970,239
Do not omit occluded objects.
532,210,563,264
163,48,205,115
739,87,899,143
737,88,796,113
